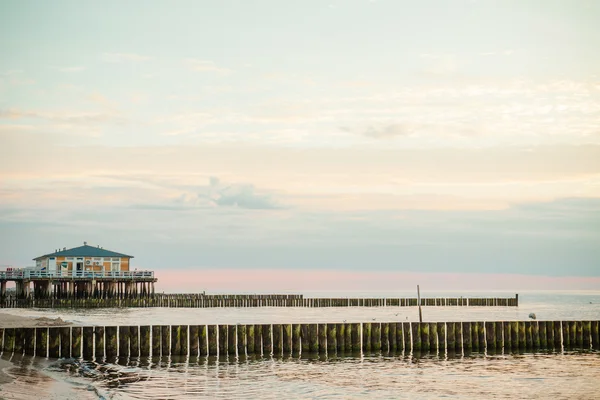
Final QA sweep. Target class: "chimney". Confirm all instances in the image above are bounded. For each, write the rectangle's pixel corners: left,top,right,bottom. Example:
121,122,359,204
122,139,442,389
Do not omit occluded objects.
84,241,87,245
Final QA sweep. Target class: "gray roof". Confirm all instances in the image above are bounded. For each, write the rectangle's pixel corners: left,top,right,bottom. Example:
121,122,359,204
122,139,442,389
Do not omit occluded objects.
34,244,134,260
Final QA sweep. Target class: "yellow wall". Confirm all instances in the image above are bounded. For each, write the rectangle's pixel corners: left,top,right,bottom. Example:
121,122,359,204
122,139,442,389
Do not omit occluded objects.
45,256,131,272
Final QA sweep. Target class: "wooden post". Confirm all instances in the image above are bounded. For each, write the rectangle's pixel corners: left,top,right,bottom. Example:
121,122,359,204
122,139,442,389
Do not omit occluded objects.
272,324,282,357
301,324,310,354
478,321,485,351
569,321,577,348
292,324,301,354
485,322,495,351
262,324,272,356
576,321,583,349
318,323,327,354
119,326,130,358
283,324,292,355
381,323,390,353
170,325,181,356
130,326,140,357
521,321,531,349
437,322,445,352
530,321,538,349
446,322,455,351
582,321,591,349
188,325,199,357
246,325,255,355
161,325,170,356
60,327,71,358
350,323,360,353
591,321,599,350
199,325,208,356
309,324,319,353
3,328,14,353
534,321,548,350
237,325,247,357
545,321,554,350
362,323,372,353
503,321,513,351
140,325,150,357
562,321,570,349
345,323,353,353
24,328,35,356
82,327,93,359
94,326,105,359
412,323,421,352
515,321,523,349
471,322,479,352
13,328,25,355
371,323,381,352
226,325,235,356
417,285,423,323
495,321,503,351
70,327,81,358
429,322,438,351
455,322,463,351
337,323,346,353
402,322,410,351
151,326,161,357
180,325,189,356
48,327,60,358
254,325,263,356
105,326,117,359
327,324,337,354
463,322,472,352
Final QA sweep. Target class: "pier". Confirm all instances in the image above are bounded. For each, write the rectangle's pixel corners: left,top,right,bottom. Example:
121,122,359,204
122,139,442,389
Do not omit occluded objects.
0,269,157,299
1,320,597,360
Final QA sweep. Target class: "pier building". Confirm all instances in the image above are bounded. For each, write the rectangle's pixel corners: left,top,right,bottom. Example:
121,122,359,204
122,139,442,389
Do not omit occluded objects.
0,242,157,299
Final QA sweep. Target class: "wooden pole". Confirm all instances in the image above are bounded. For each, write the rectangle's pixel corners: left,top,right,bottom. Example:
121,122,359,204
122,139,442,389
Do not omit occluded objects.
417,285,423,323
151,326,161,357
60,327,71,358
139,325,150,357
105,326,117,359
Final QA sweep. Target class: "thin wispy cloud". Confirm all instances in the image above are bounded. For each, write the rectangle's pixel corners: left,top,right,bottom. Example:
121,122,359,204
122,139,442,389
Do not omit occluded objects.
51,66,86,72
101,52,152,62
184,59,231,74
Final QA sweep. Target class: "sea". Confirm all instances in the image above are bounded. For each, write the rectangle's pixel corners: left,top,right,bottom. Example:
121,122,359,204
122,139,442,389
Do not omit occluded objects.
1,290,599,399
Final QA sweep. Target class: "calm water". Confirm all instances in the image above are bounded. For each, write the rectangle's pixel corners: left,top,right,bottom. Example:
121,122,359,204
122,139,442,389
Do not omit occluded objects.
1,291,599,399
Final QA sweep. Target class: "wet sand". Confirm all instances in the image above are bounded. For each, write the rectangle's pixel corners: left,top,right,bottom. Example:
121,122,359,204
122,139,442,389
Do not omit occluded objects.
0,313,72,328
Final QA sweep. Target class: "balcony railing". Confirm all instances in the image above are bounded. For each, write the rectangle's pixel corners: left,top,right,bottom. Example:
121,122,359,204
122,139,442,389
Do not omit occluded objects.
0,269,155,280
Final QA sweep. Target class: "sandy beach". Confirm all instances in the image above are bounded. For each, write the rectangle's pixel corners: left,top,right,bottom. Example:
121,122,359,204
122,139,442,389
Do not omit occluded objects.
0,313,72,329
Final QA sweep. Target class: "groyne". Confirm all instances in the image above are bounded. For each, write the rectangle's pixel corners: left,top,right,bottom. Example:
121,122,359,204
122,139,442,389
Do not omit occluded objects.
0,294,518,308
1,320,597,359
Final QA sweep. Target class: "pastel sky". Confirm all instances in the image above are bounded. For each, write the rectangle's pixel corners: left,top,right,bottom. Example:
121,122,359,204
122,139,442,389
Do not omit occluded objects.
1,1,599,290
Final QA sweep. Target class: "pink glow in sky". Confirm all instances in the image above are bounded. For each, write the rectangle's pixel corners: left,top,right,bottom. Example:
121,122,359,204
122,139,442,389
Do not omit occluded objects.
154,269,600,293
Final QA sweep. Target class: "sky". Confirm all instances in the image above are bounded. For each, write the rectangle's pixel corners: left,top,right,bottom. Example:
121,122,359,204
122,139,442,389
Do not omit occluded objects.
1,0,599,291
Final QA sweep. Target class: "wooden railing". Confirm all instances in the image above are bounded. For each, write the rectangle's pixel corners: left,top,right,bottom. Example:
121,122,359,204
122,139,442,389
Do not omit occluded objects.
0,270,155,280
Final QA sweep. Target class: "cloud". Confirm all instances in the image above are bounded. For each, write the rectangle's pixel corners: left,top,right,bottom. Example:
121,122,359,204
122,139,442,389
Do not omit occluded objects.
101,52,152,62
357,123,416,139
213,184,281,209
185,59,230,74
0,108,123,125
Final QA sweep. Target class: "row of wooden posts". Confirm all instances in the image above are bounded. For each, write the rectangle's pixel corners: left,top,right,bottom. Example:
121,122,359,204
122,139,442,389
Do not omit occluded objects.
0,295,518,309
1,320,597,360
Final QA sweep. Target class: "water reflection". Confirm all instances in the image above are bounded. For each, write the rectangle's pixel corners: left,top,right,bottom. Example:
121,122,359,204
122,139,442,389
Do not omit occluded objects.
35,349,600,400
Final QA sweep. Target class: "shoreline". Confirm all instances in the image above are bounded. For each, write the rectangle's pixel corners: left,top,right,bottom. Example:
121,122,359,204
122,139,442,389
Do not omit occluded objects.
0,313,73,329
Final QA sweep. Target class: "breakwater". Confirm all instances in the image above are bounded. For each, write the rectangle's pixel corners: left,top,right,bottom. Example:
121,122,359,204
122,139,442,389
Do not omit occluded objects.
1,320,597,359
0,293,518,308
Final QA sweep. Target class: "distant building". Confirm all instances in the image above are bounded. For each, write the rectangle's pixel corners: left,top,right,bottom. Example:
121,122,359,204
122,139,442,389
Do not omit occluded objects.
33,242,134,275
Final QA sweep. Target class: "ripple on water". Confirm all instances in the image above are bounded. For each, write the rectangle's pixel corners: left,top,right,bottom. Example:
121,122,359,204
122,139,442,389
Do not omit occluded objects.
32,351,599,400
